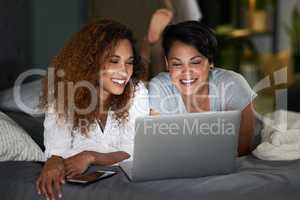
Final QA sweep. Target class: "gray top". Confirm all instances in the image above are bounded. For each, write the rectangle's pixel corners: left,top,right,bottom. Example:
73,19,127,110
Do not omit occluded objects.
149,68,257,114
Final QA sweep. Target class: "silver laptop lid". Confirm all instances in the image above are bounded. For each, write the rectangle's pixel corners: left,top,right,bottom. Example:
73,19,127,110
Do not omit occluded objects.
131,111,241,181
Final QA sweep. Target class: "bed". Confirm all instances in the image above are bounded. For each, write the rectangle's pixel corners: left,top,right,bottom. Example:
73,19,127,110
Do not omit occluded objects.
1,155,300,200
0,80,300,200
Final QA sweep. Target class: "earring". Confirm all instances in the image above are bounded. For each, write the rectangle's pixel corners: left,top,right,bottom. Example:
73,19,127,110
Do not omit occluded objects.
209,64,214,70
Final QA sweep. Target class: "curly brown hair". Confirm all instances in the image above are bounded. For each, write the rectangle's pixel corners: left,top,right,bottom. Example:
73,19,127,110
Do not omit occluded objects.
40,19,143,135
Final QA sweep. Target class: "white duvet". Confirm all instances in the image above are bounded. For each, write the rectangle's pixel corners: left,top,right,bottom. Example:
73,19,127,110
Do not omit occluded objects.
252,110,300,161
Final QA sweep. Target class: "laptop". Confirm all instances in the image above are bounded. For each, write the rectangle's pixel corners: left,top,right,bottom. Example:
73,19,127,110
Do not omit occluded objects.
120,110,241,182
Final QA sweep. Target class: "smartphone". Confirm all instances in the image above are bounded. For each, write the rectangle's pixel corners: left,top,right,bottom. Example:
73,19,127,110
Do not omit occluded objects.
67,170,117,184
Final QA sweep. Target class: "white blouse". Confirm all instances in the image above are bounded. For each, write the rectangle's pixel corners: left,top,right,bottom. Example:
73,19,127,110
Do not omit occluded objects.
43,82,149,161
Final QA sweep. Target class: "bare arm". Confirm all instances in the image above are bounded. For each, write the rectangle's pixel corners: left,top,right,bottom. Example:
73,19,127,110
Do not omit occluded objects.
63,151,130,178
36,155,65,200
87,151,130,166
238,103,255,156
139,9,174,79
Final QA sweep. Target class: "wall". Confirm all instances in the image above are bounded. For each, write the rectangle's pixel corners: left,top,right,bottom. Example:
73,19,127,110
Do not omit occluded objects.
278,0,300,51
30,0,87,68
0,0,87,90
90,0,163,41
0,0,30,90
253,0,300,54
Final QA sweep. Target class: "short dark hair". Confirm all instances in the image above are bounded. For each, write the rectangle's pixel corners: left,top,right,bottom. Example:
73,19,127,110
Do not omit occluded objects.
162,20,218,64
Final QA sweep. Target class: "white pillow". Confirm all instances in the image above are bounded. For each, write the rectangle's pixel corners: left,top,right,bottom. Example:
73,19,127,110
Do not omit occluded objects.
0,79,43,116
0,111,45,161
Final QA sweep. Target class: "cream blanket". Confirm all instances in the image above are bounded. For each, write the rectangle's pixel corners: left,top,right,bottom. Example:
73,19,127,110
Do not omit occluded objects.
252,110,300,160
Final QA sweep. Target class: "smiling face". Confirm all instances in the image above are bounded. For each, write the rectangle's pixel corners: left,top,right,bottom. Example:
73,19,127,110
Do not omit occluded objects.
166,41,211,96
99,39,134,99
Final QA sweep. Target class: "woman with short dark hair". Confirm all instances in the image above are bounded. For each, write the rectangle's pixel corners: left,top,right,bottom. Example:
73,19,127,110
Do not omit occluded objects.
149,20,257,156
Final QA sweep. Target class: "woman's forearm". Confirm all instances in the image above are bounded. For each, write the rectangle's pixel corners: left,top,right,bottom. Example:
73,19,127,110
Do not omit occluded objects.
238,104,255,156
86,151,130,166
238,120,255,156
45,155,65,170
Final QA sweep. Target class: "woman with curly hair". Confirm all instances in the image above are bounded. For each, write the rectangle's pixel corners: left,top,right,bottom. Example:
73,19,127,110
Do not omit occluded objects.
36,19,149,200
